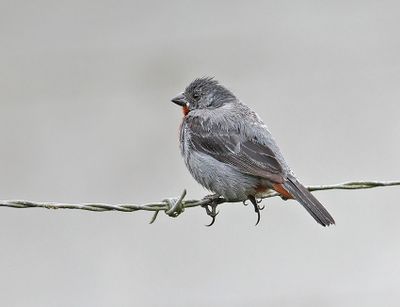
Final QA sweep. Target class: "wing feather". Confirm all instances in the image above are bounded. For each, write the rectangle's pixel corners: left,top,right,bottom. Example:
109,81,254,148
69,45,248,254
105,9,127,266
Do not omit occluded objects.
187,117,285,183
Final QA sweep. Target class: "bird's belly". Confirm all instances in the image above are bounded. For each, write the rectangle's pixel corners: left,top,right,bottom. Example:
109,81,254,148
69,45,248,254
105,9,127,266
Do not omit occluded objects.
184,151,260,201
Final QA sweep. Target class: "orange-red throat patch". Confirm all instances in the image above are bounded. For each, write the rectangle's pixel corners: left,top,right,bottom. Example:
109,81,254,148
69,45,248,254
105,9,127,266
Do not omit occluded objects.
182,105,190,116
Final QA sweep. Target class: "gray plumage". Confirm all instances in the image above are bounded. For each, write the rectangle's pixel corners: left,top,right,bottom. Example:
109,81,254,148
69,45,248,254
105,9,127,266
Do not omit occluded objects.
172,77,335,226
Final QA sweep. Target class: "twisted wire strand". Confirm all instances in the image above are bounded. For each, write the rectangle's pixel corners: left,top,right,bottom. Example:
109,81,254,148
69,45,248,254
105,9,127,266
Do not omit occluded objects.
0,181,399,223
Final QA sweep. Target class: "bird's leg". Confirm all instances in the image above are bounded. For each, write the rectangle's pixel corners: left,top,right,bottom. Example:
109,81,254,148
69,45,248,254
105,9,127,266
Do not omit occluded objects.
201,194,224,227
248,195,264,226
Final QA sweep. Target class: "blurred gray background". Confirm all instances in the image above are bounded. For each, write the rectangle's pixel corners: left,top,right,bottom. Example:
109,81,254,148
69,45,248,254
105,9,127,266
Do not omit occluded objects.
0,1,399,306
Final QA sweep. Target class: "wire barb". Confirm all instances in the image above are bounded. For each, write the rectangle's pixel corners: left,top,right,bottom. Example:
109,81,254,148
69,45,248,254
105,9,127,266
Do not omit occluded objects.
164,189,187,217
0,181,399,224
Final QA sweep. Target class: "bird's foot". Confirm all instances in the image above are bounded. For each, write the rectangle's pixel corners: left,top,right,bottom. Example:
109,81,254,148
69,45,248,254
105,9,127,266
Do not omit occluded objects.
247,195,264,226
201,194,224,227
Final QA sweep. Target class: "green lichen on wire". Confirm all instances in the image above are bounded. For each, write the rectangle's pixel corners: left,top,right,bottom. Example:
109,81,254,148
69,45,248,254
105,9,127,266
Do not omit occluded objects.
0,181,399,223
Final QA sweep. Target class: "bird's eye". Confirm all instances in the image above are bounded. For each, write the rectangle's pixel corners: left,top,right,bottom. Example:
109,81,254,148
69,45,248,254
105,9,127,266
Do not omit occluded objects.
192,92,200,100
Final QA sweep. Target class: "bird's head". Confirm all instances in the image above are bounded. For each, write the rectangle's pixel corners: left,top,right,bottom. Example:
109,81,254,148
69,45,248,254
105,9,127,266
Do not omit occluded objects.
171,77,236,115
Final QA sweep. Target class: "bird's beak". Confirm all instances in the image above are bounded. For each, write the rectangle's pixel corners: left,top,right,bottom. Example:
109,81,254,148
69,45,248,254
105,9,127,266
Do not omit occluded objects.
171,93,188,107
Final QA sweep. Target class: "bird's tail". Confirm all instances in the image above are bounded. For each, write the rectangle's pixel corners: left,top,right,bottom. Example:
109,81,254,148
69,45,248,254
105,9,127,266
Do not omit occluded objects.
282,176,335,227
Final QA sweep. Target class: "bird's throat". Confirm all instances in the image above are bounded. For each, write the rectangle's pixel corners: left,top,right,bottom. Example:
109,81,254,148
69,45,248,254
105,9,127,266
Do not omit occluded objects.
182,105,190,116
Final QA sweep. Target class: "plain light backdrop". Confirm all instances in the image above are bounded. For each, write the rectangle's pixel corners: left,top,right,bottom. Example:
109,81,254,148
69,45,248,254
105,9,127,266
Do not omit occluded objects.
0,1,399,306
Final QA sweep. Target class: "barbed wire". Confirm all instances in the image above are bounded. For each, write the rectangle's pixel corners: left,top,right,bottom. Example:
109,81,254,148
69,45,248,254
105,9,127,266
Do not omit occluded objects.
0,180,399,224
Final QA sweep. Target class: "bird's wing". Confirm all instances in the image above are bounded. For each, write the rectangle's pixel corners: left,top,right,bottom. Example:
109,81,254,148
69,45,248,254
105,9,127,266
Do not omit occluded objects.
187,117,285,183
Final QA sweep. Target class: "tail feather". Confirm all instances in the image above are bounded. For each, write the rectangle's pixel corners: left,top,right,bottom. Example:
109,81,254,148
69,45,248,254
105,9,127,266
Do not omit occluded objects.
283,176,335,227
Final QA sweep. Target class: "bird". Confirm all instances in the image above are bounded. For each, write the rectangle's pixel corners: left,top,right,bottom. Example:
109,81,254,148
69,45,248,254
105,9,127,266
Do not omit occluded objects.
171,77,335,227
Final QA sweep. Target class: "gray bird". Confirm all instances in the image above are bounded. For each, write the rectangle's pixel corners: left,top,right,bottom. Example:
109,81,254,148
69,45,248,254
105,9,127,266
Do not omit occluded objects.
172,77,335,227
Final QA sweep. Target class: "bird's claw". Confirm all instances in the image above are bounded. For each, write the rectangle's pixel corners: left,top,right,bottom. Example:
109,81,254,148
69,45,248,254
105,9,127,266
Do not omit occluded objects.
257,203,265,211
201,194,223,226
204,205,219,227
248,195,264,226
